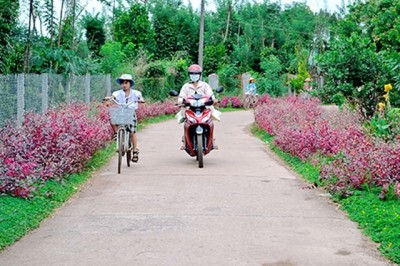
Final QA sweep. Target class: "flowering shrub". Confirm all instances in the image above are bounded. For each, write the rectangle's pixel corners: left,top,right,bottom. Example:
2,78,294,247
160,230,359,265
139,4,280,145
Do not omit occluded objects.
219,97,230,108
136,100,178,121
0,101,178,198
255,96,400,198
218,96,243,108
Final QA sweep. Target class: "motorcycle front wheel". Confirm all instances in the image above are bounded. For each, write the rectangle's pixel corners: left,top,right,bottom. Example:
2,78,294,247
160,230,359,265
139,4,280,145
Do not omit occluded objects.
197,134,204,168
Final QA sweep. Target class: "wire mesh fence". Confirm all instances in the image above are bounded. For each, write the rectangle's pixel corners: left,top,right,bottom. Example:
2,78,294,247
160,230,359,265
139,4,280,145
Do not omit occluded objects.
0,73,112,128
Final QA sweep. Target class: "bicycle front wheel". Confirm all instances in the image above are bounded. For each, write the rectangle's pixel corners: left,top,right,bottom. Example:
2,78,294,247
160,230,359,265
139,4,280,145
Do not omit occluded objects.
117,129,124,174
126,138,132,167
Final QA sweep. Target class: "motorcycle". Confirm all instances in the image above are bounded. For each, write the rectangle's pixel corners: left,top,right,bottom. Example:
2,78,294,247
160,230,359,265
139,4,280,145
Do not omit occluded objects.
170,87,224,168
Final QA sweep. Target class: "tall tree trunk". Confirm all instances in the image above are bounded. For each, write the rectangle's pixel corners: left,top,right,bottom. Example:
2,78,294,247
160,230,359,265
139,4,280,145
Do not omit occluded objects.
57,0,65,48
198,0,205,67
112,0,116,41
49,0,54,48
24,0,34,72
223,0,232,43
70,0,77,50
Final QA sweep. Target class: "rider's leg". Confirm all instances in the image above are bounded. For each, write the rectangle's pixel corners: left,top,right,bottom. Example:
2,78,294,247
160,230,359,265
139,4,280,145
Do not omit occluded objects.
131,133,138,151
130,132,139,162
111,123,118,139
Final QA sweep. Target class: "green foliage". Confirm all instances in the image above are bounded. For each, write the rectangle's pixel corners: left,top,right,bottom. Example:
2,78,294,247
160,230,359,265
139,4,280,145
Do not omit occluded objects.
339,190,400,263
99,41,126,76
217,64,239,94
114,3,155,55
258,50,286,96
365,107,400,140
41,0,57,40
289,48,310,94
150,0,199,61
203,43,226,74
0,0,20,73
137,57,188,101
317,0,399,119
331,93,346,107
82,13,106,56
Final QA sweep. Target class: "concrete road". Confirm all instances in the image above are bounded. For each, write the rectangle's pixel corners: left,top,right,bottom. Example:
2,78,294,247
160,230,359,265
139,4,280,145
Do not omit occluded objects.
0,111,390,266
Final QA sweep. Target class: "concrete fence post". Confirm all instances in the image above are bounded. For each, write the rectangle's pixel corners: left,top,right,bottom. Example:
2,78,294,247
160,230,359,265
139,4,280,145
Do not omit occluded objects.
242,72,251,94
85,73,90,103
41,73,49,113
208,73,219,90
106,74,112,96
17,74,25,126
66,74,71,104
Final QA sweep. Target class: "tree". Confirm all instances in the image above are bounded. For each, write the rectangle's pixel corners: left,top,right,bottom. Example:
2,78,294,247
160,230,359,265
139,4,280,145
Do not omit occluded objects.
99,41,126,76
150,0,199,61
82,13,106,56
0,0,19,73
113,3,155,56
317,0,399,118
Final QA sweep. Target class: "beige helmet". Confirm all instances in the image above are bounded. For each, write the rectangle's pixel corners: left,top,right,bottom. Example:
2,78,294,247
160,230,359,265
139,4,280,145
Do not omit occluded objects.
116,74,135,87
305,78,311,82
249,77,256,82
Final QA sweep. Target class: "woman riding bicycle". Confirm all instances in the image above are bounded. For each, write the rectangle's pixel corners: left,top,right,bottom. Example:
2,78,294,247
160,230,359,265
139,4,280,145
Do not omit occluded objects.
105,74,143,162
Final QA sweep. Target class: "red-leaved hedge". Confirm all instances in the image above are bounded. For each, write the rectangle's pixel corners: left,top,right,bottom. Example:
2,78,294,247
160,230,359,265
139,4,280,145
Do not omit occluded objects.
254,96,400,198
0,101,178,197
218,96,243,108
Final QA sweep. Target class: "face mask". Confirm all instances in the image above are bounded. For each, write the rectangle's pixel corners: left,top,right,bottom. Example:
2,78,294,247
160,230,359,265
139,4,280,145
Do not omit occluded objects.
189,74,200,83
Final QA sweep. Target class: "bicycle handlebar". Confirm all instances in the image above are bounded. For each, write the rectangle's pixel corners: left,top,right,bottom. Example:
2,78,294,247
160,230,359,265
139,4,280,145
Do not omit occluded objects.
103,97,145,107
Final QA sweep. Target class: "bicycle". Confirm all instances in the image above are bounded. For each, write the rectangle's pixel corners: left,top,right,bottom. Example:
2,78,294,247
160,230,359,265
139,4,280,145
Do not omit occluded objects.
107,98,137,174
242,93,259,109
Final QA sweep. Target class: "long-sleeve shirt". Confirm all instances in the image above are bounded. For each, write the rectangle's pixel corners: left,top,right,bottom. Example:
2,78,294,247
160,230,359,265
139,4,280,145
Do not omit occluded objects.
178,81,214,103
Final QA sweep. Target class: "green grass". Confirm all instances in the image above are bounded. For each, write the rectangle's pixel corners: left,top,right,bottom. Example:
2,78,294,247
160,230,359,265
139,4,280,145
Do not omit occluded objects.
0,114,174,251
252,125,400,264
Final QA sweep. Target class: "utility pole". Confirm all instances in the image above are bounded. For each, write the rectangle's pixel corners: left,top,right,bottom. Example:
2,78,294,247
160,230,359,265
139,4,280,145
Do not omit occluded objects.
198,0,205,68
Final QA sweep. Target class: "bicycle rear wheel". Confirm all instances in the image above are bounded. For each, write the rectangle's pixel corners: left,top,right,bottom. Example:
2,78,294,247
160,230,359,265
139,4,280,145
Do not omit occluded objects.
117,129,124,174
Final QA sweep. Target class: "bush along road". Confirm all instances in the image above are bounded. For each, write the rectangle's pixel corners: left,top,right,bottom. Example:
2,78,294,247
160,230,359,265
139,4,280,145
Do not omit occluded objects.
0,101,178,250
254,96,400,264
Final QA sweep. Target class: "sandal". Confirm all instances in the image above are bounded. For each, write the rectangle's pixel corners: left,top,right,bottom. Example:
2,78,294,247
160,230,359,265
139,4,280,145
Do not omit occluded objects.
131,150,139,162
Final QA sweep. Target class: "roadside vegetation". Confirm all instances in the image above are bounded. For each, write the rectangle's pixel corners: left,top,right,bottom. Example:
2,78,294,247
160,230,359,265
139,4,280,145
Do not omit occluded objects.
253,95,400,264
0,108,176,250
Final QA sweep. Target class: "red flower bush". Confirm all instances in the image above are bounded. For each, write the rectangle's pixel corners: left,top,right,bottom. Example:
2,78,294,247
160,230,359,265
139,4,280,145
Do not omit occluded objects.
0,101,178,198
255,96,400,198
136,100,178,121
218,96,243,108
219,97,230,108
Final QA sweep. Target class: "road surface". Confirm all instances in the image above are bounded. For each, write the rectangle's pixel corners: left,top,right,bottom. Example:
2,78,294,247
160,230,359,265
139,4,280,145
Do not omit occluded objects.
0,111,389,266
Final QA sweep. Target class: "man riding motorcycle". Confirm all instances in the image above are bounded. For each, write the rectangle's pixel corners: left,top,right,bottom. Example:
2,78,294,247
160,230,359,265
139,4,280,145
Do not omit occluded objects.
177,64,220,149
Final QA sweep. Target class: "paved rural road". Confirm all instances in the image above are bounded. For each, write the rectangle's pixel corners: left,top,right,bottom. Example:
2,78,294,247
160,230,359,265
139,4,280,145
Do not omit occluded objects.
0,111,390,266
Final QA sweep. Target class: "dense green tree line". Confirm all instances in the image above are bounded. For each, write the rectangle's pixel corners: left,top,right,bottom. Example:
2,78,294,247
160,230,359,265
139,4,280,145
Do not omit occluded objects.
0,0,398,105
